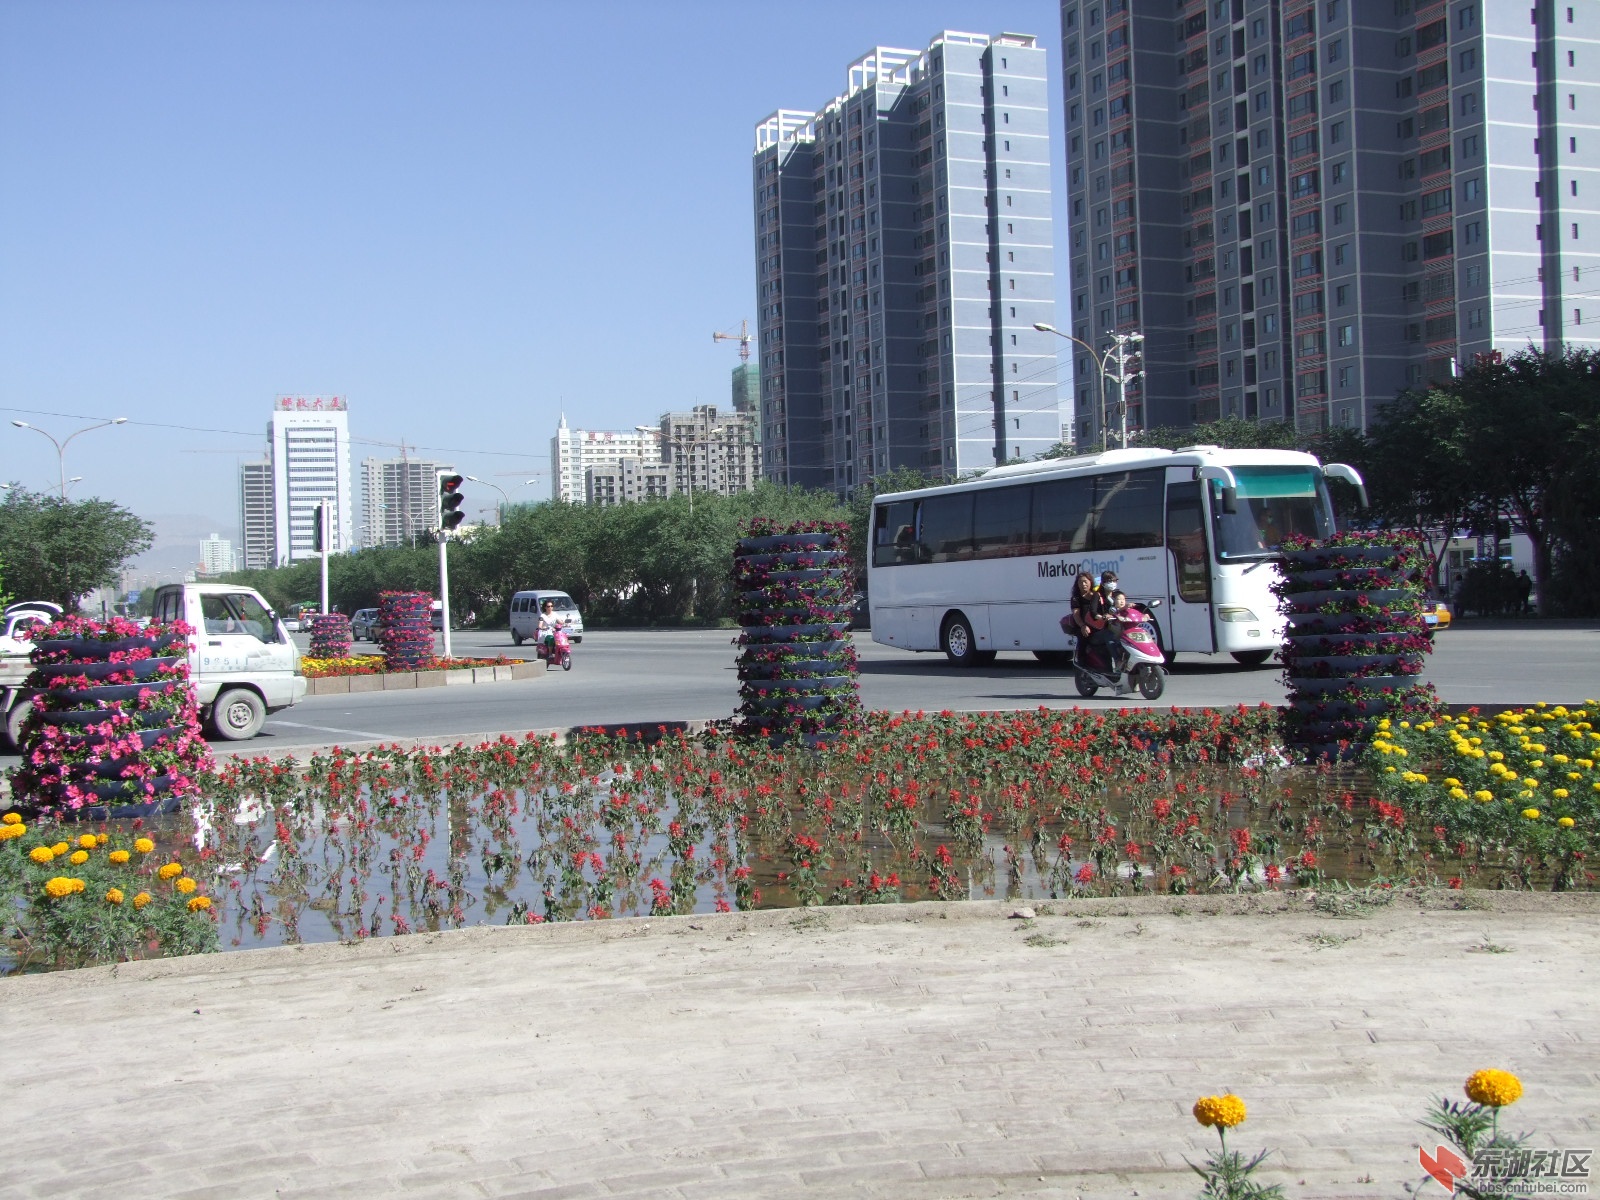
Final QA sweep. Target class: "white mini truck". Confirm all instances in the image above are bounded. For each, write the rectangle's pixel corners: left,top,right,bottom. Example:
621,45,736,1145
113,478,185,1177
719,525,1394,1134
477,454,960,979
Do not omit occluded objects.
150,582,307,740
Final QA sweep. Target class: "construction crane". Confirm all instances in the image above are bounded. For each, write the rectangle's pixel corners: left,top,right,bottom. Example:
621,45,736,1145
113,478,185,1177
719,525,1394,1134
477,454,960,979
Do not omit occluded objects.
712,319,752,363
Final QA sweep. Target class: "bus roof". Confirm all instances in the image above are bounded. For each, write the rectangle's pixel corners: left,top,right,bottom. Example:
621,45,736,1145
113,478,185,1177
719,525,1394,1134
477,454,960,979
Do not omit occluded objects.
872,445,1328,505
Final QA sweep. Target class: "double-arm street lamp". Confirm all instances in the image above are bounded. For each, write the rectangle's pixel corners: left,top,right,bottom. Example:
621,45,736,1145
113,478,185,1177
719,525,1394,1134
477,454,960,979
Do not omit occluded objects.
10,416,129,497
465,475,511,524
1033,324,1144,452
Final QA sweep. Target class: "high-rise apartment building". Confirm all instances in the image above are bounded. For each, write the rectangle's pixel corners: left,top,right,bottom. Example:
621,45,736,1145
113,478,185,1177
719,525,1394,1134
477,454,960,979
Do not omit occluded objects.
270,396,352,564
550,416,664,503
1059,0,1598,441
640,404,761,498
198,534,235,576
586,459,672,506
360,457,450,548
754,31,1061,493
238,459,274,571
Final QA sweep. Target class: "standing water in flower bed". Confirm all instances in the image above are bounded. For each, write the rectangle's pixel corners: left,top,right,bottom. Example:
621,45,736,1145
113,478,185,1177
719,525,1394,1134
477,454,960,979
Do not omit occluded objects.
731,518,863,746
377,591,433,670
7,615,214,820
1275,531,1439,759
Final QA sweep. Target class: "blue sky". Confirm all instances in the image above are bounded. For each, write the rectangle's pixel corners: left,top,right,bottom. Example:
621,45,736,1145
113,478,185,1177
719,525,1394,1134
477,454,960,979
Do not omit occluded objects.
0,0,1065,570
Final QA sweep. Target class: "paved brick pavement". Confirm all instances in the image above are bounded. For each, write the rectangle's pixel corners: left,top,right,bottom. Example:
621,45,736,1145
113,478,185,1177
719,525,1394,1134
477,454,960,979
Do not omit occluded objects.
3,891,1594,1199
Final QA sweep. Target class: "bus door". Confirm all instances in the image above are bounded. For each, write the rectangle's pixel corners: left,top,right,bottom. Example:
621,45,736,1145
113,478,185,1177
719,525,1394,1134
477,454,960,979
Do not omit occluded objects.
1163,471,1215,654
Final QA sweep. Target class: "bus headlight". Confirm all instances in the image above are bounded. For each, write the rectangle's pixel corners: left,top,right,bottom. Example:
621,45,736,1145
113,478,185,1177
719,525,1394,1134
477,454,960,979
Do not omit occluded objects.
1217,606,1259,623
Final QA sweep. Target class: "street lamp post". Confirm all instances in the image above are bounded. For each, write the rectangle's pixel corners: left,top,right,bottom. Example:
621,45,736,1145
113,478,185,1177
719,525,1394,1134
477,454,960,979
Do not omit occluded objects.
1033,325,1143,450
465,475,510,524
10,416,129,497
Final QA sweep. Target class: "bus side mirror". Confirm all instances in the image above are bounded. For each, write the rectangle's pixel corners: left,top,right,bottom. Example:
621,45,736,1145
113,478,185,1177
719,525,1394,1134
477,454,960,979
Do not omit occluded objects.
1196,465,1239,514
1323,462,1369,508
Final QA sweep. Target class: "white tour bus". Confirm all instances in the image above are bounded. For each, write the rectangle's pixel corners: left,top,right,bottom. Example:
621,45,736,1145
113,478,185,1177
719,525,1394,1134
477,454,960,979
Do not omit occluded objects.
866,445,1364,667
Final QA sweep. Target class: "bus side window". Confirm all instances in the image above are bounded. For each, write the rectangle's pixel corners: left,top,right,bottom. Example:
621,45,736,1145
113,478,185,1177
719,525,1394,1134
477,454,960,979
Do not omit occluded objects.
873,501,919,566
1031,477,1093,554
918,494,974,563
1092,469,1166,550
973,486,1032,559
1165,481,1211,603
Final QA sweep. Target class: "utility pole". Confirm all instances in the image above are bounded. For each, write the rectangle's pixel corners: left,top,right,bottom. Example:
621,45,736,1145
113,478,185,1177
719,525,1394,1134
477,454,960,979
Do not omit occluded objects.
1104,330,1145,449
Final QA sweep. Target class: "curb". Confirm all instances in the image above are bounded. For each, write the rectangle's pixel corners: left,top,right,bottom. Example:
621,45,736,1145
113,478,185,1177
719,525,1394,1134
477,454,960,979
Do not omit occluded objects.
303,660,541,696
210,717,727,761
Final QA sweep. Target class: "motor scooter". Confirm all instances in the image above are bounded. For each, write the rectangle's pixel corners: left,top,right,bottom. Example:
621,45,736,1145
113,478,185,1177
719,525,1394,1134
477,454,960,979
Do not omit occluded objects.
1064,600,1167,700
536,623,573,671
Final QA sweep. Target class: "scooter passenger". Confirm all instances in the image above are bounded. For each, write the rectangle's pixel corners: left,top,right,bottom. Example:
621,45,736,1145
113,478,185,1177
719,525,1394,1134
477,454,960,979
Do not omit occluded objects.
1082,571,1122,672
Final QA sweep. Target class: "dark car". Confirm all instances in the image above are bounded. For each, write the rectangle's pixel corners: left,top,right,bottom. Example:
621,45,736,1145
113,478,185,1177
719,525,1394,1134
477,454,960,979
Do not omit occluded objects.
350,608,380,641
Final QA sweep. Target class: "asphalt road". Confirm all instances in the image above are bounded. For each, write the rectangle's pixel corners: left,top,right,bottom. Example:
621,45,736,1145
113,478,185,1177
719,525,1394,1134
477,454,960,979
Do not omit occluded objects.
3,623,1593,766
241,621,1600,752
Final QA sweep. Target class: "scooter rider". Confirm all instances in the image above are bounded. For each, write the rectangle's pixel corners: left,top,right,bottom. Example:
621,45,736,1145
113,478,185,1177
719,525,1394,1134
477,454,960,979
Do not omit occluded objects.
537,599,561,651
1083,571,1122,670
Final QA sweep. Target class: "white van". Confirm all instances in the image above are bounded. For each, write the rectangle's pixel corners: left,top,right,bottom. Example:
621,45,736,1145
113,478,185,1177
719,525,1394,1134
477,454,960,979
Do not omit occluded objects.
151,582,307,740
508,590,584,646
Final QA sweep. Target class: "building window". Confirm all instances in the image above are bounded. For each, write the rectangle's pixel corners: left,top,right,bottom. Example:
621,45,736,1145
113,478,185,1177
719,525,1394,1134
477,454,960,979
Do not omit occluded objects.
1337,324,1355,346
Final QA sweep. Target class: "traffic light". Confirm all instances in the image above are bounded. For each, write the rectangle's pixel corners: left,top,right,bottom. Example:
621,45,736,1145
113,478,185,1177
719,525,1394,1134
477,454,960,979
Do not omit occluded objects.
439,473,465,533
312,504,325,553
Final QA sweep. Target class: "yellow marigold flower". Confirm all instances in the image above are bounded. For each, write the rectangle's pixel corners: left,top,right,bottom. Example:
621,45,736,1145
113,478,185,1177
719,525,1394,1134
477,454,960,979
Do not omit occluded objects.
1193,1094,1248,1129
134,837,155,854
0,823,23,841
69,849,89,865
1522,808,1541,820
157,862,183,880
29,846,55,864
43,876,77,898
175,876,197,894
77,834,97,849
1558,817,1575,828
2,812,21,825
109,849,130,864
1530,760,1545,769
51,841,68,856
186,896,212,912
1553,789,1569,800
1488,749,1502,759
1464,1069,1522,1108
1570,773,1583,781
71,878,85,893
1395,747,1408,757
132,892,152,909
1449,788,1468,801
1444,778,1461,788
1474,791,1494,803
105,888,125,905
1553,754,1569,764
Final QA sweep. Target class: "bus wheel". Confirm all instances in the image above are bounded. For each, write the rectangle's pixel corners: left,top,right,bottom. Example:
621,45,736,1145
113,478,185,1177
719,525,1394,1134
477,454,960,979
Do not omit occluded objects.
942,614,983,667
1231,650,1273,667
1074,669,1099,698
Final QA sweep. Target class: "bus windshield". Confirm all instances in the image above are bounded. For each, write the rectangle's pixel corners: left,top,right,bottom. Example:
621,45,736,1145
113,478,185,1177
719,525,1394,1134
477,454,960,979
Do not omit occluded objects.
1210,466,1334,561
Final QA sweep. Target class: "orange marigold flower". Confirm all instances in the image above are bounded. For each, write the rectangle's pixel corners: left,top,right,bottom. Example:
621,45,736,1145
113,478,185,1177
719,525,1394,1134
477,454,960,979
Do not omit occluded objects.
109,849,131,864
105,888,125,905
69,850,89,865
157,862,184,880
134,837,156,854
1464,1069,1522,1108
186,896,212,912
132,892,153,909
175,876,198,894
1193,1094,1248,1129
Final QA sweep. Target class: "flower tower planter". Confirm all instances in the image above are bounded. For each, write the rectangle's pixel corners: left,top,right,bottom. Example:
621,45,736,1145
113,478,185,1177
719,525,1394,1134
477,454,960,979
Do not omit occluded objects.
9,615,213,819
308,612,352,660
377,592,434,670
1274,531,1438,759
732,518,862,747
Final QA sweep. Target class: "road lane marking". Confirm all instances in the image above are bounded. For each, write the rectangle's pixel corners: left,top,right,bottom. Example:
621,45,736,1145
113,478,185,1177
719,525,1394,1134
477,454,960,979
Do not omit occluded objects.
268,719,404,740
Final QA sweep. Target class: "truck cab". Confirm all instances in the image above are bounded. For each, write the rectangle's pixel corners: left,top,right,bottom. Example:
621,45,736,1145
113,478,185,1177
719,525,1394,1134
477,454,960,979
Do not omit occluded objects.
150,582,306,739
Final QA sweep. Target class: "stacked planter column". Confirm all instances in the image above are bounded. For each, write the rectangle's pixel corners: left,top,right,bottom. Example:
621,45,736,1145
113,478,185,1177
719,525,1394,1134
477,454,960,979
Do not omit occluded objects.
732,521,862,747
308,612,352,660
1276,533,1436,759
378,591,435,670
10,617,213,819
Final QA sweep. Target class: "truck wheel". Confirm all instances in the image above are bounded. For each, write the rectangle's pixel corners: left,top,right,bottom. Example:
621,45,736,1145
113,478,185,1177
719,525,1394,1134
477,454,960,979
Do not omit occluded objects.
211,688,266,740
5,701,29,753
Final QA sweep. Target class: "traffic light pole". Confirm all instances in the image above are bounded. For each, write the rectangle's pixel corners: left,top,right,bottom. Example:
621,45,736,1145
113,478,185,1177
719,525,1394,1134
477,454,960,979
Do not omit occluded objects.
438,533,452,660
318,505,330,617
